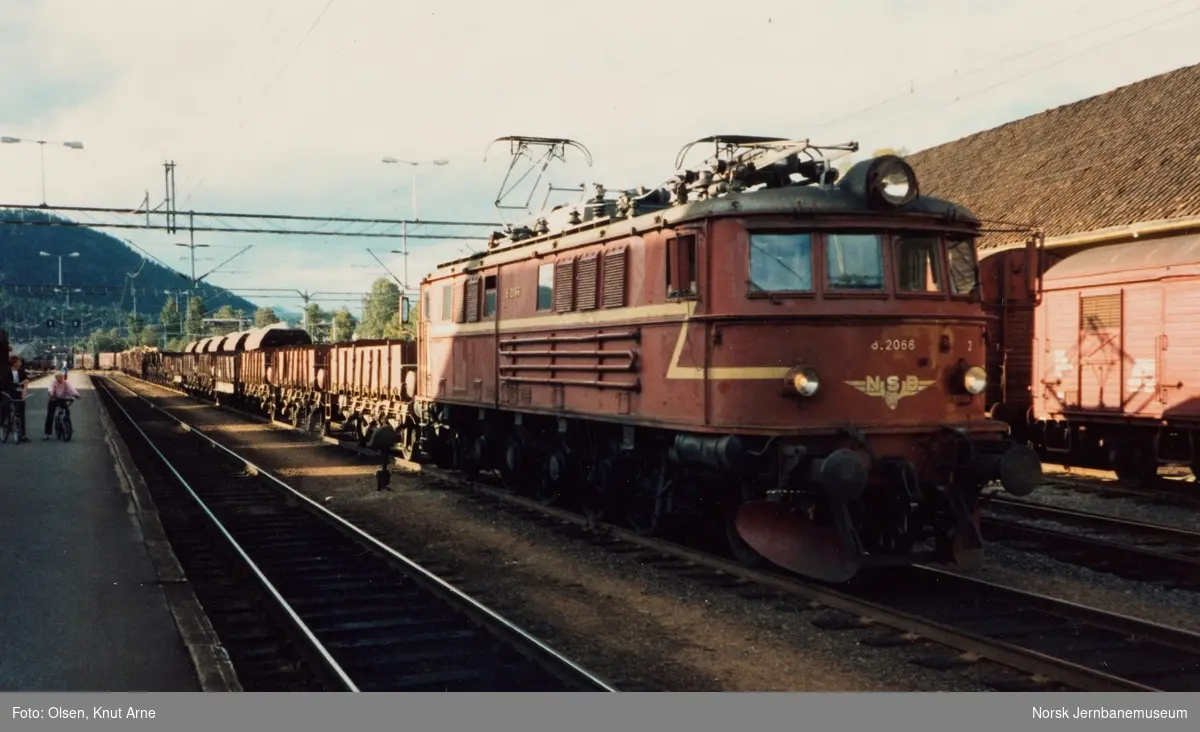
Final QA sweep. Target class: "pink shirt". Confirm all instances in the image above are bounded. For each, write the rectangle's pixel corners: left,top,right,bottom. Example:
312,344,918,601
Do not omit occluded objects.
48,380,79,400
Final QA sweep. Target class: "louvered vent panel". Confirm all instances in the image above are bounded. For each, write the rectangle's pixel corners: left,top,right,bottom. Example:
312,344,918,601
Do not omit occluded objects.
602,249,626,308
1080,294,1121,330
577,255,599,310
466,277,481,323
454,282,466,323
554,259,575,313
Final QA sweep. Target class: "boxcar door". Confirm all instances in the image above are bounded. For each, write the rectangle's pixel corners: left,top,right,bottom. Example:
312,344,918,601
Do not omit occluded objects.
1121,285,1164,419
1039,289,1080,414
1077,292,1123,413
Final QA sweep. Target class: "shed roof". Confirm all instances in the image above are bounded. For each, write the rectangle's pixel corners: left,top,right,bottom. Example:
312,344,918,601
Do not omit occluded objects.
1043,234,1200,284
905,62,1200,252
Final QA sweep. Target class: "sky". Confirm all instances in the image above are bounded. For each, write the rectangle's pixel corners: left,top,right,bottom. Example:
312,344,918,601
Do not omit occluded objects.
2,0,1199,318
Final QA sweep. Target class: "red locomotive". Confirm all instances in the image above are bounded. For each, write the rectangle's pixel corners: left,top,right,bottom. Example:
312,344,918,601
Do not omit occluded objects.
106,135,1044,583
407,135,1042,582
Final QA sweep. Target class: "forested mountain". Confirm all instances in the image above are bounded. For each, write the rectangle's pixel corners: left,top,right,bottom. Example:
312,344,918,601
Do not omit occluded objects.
0,209,411,359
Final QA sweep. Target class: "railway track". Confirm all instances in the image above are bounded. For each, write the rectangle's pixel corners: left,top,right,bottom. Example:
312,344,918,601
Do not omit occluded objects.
103,372,1200,692
980,496,1200,591
93,375,615,693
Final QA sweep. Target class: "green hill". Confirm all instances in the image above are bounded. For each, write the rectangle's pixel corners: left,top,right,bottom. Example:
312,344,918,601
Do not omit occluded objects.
0,208,264,356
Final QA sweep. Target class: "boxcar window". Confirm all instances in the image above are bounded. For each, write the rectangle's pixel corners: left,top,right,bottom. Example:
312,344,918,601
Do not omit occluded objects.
537,263,554,311
894,236,944,293
483,275,497,318
748,233,813,292
827,234,884,290
946,238,980,296
441,284,452,321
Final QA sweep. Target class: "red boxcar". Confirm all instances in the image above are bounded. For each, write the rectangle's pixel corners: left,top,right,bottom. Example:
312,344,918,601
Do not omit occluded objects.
1032,238,1200,481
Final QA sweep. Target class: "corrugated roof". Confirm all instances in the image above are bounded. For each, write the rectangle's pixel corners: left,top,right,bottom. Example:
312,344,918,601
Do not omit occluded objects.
905,62,1200,251
1043,234,1200,284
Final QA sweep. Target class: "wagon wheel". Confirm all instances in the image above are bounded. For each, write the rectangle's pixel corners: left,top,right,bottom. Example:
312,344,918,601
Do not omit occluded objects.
577,440,619,522
397,417,418,462
1108,440,1158,485
625,452,673,537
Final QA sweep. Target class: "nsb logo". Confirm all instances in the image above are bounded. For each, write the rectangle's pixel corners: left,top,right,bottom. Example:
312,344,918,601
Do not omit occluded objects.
844,375,936,410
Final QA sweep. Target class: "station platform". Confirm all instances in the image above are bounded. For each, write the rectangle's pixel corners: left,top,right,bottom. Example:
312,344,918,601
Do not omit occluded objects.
0,371,228,691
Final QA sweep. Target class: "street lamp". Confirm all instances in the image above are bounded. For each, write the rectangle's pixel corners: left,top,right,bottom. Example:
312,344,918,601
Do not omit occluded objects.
39,250,80,286
380,157,449,221
381,157,449,289
2,136,84,206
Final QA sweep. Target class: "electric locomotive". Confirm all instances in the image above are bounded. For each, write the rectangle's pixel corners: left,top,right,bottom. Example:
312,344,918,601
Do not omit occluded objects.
407,135,1043,582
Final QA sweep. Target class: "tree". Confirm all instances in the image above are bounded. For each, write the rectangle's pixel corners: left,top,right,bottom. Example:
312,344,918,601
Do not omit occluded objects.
212,304,238,335
186,295,206,338
254,306,280,327
331,308,358,342
139,324,159,347
160,296,182,342
358,278,400,339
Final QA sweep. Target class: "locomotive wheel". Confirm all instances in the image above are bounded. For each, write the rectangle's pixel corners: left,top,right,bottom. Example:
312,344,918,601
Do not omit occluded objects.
625,453,672,537
578,444,619,522
537,450,567,505
453,432,482,479
499,434,530,493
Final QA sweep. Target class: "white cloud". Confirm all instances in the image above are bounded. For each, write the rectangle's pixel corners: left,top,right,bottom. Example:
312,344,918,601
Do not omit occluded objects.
2,0,1199,314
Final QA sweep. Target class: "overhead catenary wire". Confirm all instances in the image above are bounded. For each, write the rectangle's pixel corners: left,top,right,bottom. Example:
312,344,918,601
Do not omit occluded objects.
845,2,1200,145
180,0,339,209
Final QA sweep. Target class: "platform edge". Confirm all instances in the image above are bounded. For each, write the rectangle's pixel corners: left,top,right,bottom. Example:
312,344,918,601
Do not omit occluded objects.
91,373,244,693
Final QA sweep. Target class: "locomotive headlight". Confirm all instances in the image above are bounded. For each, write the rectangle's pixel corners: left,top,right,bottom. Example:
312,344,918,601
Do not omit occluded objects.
962,366,987,395
789,366,820,397
872,156,919,206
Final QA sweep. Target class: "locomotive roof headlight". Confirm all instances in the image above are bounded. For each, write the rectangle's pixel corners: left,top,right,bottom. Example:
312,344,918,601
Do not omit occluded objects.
963,365,987,395
787,366,820,397
870,156,919,207
836,154,919,208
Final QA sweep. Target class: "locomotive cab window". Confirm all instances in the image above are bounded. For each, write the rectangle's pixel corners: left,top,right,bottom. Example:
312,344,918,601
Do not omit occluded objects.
441,284,452,322
826,233,884,290
894,235,944,294
946,238,981,297
537,263,554,311
483,275,497,318
748,233,813,293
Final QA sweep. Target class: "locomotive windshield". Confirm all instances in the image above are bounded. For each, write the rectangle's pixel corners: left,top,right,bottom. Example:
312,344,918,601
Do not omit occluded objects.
746,230,980,297
827,234,884,290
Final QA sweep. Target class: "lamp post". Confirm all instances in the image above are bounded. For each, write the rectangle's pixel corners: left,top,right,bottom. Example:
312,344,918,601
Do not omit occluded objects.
39,250,80,286
381,157,448,290
1,136,84,206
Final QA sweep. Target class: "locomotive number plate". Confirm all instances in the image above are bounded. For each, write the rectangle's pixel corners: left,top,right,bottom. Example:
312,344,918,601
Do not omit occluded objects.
503,286,522,300
871,338,916,351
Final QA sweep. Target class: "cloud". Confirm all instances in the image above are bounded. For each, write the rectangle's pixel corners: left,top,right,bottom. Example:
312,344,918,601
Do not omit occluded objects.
2,0,1199,314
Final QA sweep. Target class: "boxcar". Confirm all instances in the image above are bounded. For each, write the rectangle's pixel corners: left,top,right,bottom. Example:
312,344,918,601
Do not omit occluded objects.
1032,237,1200,482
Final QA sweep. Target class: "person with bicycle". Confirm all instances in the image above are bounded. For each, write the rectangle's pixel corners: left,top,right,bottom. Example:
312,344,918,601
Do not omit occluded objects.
4,355,31,443
44,371,80,441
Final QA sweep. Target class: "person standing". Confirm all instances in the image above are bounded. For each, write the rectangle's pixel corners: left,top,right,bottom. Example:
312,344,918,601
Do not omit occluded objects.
5,355,31,442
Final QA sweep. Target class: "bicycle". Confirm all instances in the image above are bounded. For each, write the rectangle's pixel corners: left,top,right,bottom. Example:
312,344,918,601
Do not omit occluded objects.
52,398,75,442
1,391,29,444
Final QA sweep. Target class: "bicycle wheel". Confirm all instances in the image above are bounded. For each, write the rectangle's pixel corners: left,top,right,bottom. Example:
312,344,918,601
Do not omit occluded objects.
63,414,72,442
